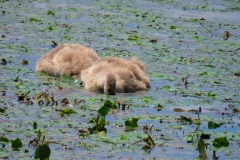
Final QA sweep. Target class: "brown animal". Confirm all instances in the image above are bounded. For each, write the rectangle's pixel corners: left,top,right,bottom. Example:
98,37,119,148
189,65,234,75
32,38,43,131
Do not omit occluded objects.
36,43,99,77
81,57,150,95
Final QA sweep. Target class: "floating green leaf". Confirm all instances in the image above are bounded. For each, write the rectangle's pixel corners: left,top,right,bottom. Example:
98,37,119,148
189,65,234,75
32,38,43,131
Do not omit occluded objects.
169,26,177,30
120,135,127,140
180,116,193,123
30,18,41,22
80,105,91,110
127,34,140,41
60,108,77,115
62,35,69,39
207,92,216,97
213,137,229,148
208,121,220,129
34,143,51,160
234,71,240,76
47,10,55,16
103,100,118,109
125,118,138,128
142,96,153,103
33,121,37,130
162,86,171,91
0,108,5,113
193,36,199,39
191,18,199,22
60,74,74,81
48,26,55,31
199,72,208,76
0,136,9,142
11,138,23,148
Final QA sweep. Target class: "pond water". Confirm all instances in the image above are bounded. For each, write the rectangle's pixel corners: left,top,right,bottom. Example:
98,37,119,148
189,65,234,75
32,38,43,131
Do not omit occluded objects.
139,2,240,22
0,0,240,159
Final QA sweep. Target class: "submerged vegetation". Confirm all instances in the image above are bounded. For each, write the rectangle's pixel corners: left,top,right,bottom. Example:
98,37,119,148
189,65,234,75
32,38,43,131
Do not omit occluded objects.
0,0,240,159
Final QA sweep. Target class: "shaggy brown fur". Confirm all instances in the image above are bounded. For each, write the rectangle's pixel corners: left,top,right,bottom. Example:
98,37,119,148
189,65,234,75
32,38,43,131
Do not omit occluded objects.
36,43,99,77
81,57,150,95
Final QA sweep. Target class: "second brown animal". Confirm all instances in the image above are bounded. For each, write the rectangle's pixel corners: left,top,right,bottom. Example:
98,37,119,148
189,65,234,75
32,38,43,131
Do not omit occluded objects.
81,57,150,95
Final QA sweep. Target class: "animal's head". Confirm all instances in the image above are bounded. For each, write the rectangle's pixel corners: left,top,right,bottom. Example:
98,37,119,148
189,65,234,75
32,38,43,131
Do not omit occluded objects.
130,57,147,73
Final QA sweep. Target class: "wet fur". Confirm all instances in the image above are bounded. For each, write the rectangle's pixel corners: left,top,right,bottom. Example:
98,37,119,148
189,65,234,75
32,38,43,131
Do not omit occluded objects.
81,57,150,95
36,43,99,77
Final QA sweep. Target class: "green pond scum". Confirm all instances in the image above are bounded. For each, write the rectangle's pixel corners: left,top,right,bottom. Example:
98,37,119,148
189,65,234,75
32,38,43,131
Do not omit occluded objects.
0,0,240,159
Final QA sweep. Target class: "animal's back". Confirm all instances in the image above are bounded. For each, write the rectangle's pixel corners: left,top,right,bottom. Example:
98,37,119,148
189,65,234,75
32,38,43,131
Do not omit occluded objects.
36,43,99,77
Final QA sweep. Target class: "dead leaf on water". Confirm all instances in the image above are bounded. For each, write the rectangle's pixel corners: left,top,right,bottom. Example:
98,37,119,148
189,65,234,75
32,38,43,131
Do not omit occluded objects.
173,108,185,112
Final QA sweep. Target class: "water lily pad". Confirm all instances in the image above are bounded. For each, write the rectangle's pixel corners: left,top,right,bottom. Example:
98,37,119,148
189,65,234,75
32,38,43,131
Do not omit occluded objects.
162,86,171,91
142,96,153,103
208,121,221,129
125,118,138,128
0,137,9,143
180,116,193,123
207,92,216,97
169,26,177,30
47,10,55,16
213,137,229,148
59,108,77,115
11,138,23,148
199,72,208,76
234,71,240,76
0,108,5,113
30,18,41,22
127,34,140,41
34,143,51,160
102,100,118,109
33,121,37,130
